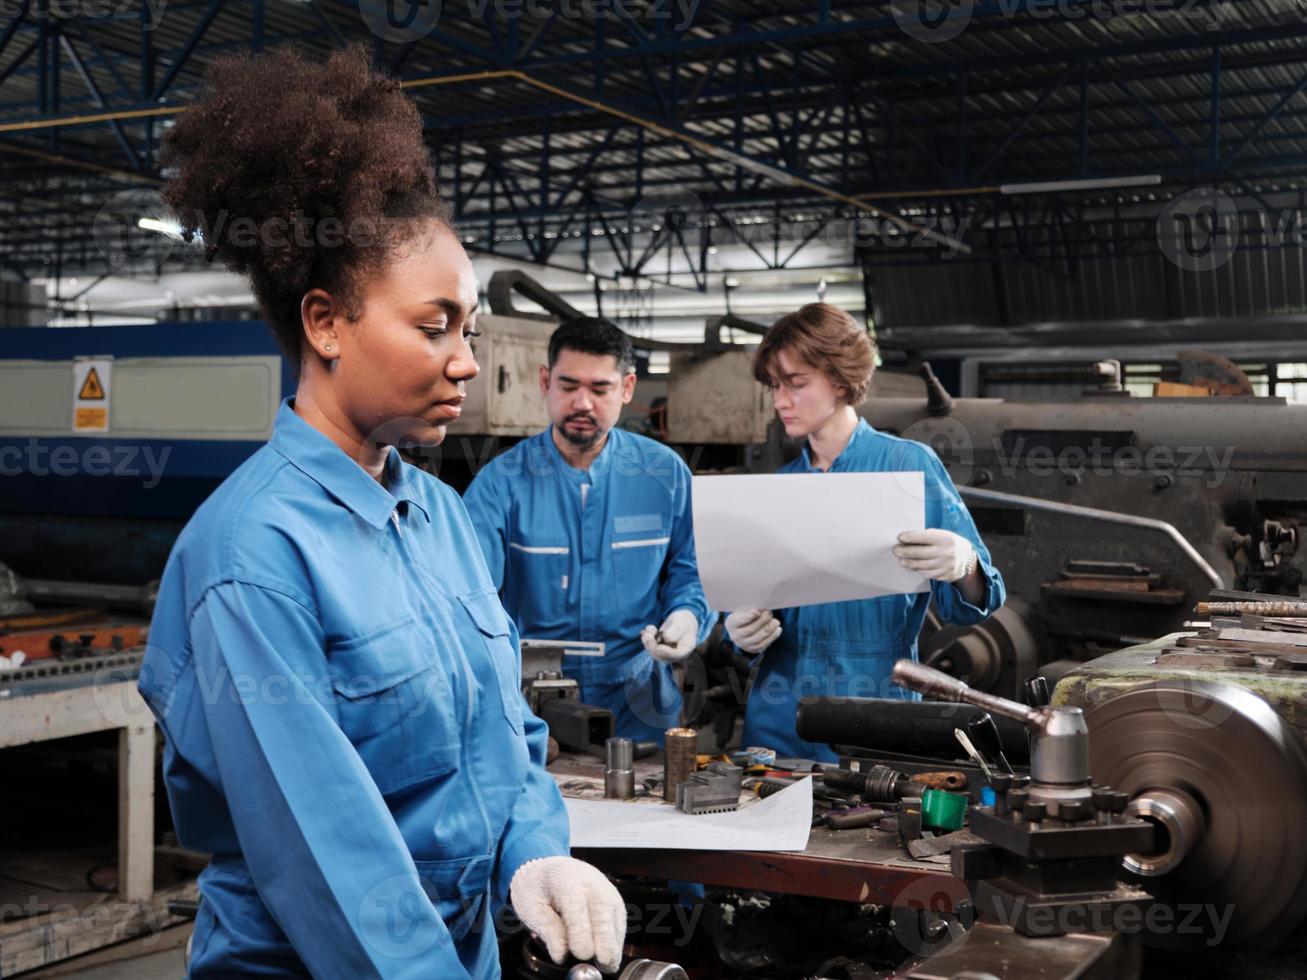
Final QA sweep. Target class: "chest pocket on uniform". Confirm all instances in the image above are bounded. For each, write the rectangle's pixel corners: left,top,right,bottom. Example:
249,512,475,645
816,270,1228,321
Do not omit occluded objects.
610,535,669,595
458,589,526,736
328,618,460,794
507,542,570,622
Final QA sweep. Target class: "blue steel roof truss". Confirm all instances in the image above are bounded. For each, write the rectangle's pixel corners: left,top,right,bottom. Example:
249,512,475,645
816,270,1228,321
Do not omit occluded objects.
2,0,1307,287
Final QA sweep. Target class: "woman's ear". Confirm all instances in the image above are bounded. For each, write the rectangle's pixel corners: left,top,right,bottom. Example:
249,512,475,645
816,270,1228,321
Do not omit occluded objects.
301,289,340,361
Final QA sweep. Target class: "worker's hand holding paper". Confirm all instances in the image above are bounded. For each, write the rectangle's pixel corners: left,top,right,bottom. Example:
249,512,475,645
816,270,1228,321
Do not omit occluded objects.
692,472,929,611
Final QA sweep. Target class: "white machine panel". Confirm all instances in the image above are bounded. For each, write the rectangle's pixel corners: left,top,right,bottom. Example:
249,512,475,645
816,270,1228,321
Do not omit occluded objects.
457,314,553,437
668,349,772,445
0,355,282,440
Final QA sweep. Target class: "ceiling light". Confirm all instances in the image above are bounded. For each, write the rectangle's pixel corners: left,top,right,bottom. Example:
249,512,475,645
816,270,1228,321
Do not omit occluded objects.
137,216,184,239
998,175,1162,195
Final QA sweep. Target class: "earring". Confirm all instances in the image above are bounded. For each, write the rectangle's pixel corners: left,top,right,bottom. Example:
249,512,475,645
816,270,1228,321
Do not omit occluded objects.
324,344,333,352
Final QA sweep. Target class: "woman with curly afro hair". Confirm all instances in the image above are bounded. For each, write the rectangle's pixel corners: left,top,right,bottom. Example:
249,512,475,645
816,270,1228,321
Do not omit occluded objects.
139,45,625,978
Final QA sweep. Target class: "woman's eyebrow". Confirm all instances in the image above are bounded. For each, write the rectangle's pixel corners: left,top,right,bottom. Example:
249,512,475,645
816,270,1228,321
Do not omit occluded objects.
422,297,478,317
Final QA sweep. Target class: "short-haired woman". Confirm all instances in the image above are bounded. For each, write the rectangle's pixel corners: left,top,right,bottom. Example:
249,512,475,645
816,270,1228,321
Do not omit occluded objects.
140,46,624,977
725,303,1006,761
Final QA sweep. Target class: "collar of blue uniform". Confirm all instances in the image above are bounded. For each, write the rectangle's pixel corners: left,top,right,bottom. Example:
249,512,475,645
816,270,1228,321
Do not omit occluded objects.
542,422,620,479
799,416,874,472
268,399,431,528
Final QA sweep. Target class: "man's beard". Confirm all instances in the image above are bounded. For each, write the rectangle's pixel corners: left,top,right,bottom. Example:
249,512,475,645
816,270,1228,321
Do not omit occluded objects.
560,413,605,449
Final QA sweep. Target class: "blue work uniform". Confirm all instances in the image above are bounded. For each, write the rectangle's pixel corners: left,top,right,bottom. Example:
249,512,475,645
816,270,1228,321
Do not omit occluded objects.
463,427,712,742
742,420,1005,762
139,400,569,979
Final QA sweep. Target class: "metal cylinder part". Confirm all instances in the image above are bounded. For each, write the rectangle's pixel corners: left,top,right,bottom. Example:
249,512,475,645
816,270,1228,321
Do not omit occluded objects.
865,765,909,804
1124,787,1206,877
663,728,697,803
606,736,634,770
823,764,907,802
1030,707,1090,787
567,967,603,980
619,960,690,980
605,737,635,800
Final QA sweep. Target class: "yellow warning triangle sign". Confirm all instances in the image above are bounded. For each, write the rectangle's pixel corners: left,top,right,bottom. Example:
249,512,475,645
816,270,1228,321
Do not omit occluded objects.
79,367,106,401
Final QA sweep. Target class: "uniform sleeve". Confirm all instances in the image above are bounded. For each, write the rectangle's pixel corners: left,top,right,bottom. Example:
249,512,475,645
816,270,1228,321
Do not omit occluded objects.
921,452,1006,625
190,580,472,980
463,467,508,590
493,616,570,906
657,457,714,643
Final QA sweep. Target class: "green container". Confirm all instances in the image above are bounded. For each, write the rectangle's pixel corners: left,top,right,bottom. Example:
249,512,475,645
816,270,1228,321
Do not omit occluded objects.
921,789,968,832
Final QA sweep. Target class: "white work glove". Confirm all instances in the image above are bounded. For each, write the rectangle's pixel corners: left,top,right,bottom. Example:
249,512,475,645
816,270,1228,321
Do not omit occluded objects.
640,609,699,664
894,529,977,583
725,608,781,655
509,856,626,973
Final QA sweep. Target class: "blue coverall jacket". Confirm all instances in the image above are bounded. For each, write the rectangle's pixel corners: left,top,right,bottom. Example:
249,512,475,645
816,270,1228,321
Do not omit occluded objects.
140,400,568,979
463,426,712,741
742,419,1006,762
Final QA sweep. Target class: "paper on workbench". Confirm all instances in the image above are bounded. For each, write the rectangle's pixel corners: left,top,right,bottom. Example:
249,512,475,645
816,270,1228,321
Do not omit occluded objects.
692,472,929,611
565,775,813,851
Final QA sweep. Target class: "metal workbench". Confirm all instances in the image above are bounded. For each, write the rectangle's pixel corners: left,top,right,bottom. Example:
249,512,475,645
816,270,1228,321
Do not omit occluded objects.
551,753,963,908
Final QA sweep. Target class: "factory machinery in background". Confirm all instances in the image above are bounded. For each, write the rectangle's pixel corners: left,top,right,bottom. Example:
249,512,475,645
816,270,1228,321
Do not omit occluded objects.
8,272,1307,704
791,592,1307,978
0,300,559,586
850,364,1307,699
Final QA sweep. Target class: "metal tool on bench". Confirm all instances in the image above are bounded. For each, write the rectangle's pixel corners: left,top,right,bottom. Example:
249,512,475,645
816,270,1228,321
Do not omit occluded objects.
519,639,614,753
824,764,969,803
889,659,1157,980
675,761,743,815
564,961,688,980
965,712,1015,775
516,933,688,979
604,737,636,800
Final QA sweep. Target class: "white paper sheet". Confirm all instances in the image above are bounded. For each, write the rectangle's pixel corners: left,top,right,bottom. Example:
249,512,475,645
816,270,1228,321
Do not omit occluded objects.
565,776,813,851
692,472,929,611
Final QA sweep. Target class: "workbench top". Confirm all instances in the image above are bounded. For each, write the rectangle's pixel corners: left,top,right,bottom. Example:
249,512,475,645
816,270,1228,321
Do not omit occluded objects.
551,752,961,907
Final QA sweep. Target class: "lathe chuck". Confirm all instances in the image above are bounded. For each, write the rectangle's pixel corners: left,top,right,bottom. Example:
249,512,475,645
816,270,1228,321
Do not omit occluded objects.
1085,681,1307,949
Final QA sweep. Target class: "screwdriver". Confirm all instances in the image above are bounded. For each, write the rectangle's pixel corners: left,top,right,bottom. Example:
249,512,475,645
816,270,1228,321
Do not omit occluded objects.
966,711,1015,776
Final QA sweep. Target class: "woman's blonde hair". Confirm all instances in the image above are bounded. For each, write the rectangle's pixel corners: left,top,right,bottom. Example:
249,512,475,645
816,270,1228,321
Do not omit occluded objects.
752,303,877,405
